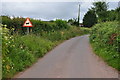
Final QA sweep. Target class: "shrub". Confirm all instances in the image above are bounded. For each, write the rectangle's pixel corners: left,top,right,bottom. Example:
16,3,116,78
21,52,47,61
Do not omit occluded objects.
2,27,36,78
55,19,70,30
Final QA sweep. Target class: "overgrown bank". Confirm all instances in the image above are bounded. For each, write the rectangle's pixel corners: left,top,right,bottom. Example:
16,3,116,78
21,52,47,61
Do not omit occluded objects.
90,21,120,70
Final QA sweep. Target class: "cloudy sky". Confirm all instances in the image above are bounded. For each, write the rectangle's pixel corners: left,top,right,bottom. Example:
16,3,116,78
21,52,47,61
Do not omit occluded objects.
1,1,119,22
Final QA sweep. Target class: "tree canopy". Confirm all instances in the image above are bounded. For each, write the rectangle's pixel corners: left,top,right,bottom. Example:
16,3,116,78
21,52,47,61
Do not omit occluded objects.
83,10,97,28
92,1,108,22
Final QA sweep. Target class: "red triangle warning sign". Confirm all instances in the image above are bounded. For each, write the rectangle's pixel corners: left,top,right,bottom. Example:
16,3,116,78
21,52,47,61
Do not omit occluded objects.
23,18,33,27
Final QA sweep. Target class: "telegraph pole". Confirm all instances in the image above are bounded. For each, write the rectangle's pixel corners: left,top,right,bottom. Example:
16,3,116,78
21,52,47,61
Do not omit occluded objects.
118,1,120,7
78,3,80,26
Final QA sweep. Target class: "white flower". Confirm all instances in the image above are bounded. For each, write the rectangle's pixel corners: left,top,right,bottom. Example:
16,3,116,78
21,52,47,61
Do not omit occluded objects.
4,36,8,40
21,46,23,49
12,45,15,47
12,67,14,69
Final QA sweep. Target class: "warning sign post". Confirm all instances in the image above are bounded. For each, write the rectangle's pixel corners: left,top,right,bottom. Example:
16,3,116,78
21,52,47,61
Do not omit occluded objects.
23,18,33,34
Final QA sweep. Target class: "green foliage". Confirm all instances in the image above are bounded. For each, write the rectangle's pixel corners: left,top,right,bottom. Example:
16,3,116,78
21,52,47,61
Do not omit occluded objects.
32,19,70,34
55,19,70,30
106,10,118,21
12,17,25,34
2,28,54,78
90,1,119,22
93,1,108,12
1,16,12,28
41,26,89,42
15,35,55,58
90,21,120,70
68,18,79,26
31,20,56,34
92,1,108,22
1,15,90,78
83,10,97,27
31,19,70,35
80,27,91,34
115,7,120,21
1,16,71,35
106,7,120,21
2,27,35,78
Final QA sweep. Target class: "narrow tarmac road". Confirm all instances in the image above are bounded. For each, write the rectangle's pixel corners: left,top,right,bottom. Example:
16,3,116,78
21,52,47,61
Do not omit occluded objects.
16,35,118,78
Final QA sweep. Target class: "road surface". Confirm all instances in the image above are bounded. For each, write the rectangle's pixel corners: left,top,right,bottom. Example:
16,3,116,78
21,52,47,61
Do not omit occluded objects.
16,35,118,78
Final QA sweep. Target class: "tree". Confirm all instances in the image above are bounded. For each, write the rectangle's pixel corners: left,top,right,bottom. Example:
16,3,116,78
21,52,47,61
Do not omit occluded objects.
106,10,117,21
83,10,97,28
2,16,13,29
92,1,108,22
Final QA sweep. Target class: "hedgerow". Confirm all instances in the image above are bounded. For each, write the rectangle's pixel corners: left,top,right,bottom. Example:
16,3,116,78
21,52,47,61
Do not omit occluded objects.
90,21,120,70
2,24,90,78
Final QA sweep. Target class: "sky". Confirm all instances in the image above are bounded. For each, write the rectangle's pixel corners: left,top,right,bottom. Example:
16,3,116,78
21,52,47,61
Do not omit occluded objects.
1,0,119,23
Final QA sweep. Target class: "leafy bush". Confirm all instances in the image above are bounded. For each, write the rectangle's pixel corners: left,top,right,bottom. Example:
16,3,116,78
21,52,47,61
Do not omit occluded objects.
2,27,35,78
90,21,120,70
55,19,70,30
32,20,56,34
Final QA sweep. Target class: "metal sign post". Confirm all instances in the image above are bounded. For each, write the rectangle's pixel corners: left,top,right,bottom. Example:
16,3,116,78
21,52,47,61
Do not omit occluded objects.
27,27,29,34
